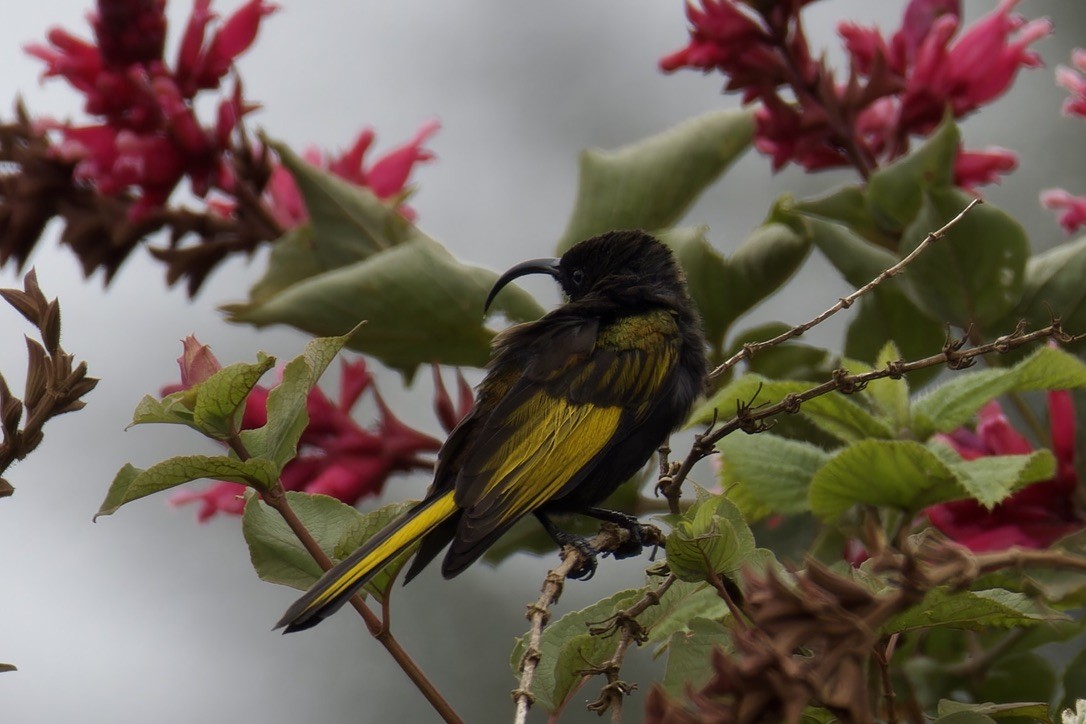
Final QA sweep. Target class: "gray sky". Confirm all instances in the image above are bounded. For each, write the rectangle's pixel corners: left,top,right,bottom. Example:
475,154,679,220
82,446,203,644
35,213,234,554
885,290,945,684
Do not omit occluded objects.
1,2,1083,722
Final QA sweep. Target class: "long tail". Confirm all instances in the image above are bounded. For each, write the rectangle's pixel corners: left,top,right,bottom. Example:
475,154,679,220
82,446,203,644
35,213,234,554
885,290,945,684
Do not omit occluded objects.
275,489,459,633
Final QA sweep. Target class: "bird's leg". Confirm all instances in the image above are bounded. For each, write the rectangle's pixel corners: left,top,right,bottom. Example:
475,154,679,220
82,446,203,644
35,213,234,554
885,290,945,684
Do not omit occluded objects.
535,512,598,580
580,507,646,560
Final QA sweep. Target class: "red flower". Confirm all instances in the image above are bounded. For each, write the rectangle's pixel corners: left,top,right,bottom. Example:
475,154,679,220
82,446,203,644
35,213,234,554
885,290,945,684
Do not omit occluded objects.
662,0,1049,184
24,0,274,220
164,340,444,521
1041,189,1086,235
924,391,1082,552
264,120,440,228
953,147,1017,191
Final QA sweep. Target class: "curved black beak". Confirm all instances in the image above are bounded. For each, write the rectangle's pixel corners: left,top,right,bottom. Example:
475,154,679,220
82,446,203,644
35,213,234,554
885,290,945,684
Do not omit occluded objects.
484,257,561,314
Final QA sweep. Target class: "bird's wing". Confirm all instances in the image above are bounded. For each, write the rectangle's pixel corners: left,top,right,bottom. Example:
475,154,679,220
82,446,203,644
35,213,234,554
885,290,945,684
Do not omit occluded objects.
452,308,682,547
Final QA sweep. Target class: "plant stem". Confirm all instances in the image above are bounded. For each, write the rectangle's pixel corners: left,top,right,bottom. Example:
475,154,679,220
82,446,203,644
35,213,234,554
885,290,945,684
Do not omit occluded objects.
227,434,464,724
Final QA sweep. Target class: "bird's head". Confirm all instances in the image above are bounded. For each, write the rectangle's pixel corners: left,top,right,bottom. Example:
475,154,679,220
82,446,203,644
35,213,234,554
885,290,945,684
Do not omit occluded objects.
484,230,685,313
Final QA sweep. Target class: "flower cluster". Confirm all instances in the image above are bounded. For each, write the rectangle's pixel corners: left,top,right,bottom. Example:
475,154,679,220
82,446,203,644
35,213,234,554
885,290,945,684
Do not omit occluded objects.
1041,49,1086,235
660,0,1050,187
3,0,439,293
925,391,1082,552
165,337,471,522
26,0,274,221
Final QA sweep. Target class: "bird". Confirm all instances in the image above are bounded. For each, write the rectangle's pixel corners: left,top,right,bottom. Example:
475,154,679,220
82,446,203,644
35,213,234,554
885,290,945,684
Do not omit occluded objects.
275,229,707,633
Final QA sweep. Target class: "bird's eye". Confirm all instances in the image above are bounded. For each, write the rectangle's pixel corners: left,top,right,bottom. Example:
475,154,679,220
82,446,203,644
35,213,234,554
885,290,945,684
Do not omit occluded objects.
571,269,585,286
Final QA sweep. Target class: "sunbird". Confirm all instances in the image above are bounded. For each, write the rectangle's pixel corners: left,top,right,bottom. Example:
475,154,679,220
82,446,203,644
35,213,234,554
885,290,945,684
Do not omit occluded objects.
276,230,707,632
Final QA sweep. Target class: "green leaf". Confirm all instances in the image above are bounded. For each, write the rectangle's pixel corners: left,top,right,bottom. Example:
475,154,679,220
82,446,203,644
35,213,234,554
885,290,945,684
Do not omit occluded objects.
1060,646,1086,714
911,345,1086,437
863,342,910,430
665,492,756,583
866,116,959,234
800,213,900,288
271,140,413,266
661,617,729,695
976,653,1057,716
689,374,894,442
792,185,894,248
243,493,418,601
885,588,1065,634
945,450,1055,508
1008,235,1086,356
224,238,544,378
0,663,16,673
726,322,835,382
900,188,1027,329
241,328,361,469
844,287,944,389
716,432,828,522
556,110,754,252
642,579,730,647
808,439,957,519
247,225,324,305
931,713,998,724
659,223,809,353
130,354,275,439
510,587,646,713
936,700,1051,722
95,456,279,519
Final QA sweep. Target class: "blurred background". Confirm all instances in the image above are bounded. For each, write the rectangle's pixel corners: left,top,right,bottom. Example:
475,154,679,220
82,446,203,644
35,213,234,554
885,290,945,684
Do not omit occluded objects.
1,1,1084,722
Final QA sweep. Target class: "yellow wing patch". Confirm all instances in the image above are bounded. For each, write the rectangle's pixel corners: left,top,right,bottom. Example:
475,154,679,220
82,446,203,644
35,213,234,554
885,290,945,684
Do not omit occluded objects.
465,394,623,530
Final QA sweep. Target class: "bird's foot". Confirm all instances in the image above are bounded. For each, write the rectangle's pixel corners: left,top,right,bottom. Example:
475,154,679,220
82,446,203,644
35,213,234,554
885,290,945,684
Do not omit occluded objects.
555,532,598,581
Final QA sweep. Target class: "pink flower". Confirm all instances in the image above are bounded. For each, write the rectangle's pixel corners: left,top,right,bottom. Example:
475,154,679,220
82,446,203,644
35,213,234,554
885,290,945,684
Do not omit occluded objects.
92,0,167,68
265,121,440,229
925,391,1082,552
953,147,1017,190
1041,189,1086,235
431,365,474,434
1055,48,1086,119
165,342,444,521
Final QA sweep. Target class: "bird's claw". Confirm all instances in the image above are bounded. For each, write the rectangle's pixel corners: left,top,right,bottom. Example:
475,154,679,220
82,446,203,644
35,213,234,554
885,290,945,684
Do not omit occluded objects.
562,537,599,581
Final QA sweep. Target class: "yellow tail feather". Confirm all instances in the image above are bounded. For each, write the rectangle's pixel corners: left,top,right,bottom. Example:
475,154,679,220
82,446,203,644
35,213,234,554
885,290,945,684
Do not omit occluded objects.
276,490,458,633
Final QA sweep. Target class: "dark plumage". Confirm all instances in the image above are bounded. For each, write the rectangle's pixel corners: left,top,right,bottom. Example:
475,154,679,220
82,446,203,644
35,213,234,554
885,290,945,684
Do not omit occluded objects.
277,230,707,633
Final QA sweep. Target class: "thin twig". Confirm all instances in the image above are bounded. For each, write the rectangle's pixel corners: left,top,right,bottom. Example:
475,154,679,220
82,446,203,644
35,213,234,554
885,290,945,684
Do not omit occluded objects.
874,634,900,724
710,198,983,381
513,525,649,724
227,434,464,724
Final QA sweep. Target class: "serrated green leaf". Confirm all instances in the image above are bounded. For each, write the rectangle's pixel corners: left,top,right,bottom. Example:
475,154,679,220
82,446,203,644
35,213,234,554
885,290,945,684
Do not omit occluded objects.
901,188,1027,329
224,238,544,378
556,110,754,253
912,346,1086,437
95,456,278,519
808,439,957,519
689,374,894,443
642,579,730,647
884,588,1065,634
271,141,413,266
946,450,1055,508
661,617,729,695
716,432,828,522
864,341,910,430
936,700,1051,722
665,493,756,582
129,354,275,440
247,225,323,305
243,493,417,601
866,117,959,234
241,328,361,469
510,587,646,713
